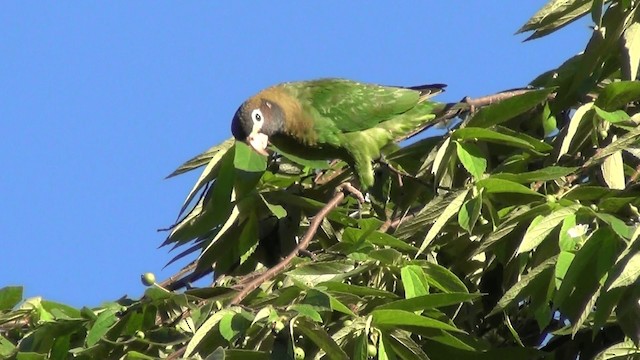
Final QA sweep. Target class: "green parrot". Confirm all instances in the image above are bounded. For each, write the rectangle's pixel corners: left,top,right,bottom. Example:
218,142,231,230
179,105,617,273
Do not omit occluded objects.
231,78,445,189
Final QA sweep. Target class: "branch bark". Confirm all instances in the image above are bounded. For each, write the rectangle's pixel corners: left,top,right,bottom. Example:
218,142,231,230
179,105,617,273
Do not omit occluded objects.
229,183,361,305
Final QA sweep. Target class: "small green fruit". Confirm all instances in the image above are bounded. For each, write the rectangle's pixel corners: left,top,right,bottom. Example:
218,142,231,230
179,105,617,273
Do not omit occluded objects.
342,319,353,326
545,194,556,203
141,272,156,287
134,330,145,339
273,321,285,333
294,346,305,360
367,343,377,357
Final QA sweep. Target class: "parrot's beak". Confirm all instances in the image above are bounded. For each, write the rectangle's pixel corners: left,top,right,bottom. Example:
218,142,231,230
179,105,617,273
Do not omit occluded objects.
247,132,269,156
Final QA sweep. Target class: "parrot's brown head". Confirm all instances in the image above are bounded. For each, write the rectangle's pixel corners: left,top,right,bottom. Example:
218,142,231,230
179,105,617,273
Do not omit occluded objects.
231,96,285,156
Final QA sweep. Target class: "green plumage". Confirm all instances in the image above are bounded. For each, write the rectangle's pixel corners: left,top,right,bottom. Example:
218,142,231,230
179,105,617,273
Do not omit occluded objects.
231,78,445,189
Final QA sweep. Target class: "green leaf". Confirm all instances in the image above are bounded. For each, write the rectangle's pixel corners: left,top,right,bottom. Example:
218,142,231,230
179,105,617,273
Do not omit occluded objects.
467,88,555,128
596,213,633,239
401,265,429,299
234,141,267,172
555,251,576,289
558,214,579,251
319,282,399,299
167,138,235,178
595,80,640,111
452,127,535,150
601,146,625,190
289,304,323,323
378,293,481,312
166,148,236,246
416,189,469,256
490,257,556,315
85,307,119,347
387,330,430,360
593,106,631,124
372,310,463,333
185,308,239,357
558,102,594,160
260,194,287,219
539,102,557,136
518,0,592,40
518,204,581,253
422,262,469,293
593,339,640,359
124,351,157,360
458,192,482,233
353,331,368,360
492,166,578,184
286,262,356,286
269,143,331,169
621,22,640,80
476,178,543,196
0,286,22,311
294,317,349,360
554,228,617,310
16,353,47,360
219,312,251,343
608,252,640,290
585,125,640,167
0,335,16,358
455,141,487,179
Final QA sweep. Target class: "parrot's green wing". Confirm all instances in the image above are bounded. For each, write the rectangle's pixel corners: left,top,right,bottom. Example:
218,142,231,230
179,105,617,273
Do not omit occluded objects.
283,79,423,133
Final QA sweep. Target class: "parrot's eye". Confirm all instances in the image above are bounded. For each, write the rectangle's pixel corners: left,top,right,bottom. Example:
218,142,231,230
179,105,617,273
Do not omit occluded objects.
251,109,264,124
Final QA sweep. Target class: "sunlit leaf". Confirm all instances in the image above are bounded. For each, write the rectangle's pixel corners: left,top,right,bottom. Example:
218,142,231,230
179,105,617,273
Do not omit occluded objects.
558,102,594,160
416,189,469,256
455,141,486,179
518,204,581,253
467,88,555,128
518,0,593,40
621,22,640,81
401,265,429,299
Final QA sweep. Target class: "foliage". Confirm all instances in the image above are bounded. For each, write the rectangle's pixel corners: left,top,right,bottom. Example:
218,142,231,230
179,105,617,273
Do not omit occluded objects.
3,1,640,359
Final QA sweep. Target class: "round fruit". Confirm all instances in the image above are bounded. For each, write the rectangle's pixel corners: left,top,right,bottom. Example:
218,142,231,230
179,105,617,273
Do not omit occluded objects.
140,272,156,286
134,330,145,339
367,343,377,357
273,321,285,333
545,194,556,203
342,319,353,326
294,346,305,360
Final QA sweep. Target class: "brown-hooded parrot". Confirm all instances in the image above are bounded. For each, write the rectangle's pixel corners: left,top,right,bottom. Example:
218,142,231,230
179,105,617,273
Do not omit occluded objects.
231,78,445,189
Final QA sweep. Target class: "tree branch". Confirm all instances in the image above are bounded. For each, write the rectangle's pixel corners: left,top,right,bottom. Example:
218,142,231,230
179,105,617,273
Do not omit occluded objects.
229,183,360,305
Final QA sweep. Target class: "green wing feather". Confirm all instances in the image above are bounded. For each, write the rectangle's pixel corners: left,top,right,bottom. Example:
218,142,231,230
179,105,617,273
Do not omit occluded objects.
283,79,422,133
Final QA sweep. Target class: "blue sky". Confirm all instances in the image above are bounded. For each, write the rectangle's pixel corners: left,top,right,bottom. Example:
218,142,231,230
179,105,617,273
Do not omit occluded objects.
0,2,590,307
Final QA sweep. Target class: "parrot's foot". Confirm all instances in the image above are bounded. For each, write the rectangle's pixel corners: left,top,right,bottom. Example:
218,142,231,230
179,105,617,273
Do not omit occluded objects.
336,182,365,204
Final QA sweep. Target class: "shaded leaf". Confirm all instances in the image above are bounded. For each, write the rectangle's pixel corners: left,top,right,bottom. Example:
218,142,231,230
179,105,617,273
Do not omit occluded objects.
372,310,463,333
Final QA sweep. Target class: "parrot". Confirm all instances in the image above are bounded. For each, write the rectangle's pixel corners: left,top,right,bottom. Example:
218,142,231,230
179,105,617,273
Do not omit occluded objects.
231,78,446,189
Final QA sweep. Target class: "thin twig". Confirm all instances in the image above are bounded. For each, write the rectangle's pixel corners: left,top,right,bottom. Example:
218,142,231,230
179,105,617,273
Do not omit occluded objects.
229,184,358,305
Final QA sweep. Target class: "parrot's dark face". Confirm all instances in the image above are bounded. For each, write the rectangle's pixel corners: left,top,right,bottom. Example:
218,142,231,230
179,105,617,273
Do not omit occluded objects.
231,98,285,156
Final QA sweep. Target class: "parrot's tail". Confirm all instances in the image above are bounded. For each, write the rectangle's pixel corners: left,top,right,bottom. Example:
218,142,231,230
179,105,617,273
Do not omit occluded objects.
407,83,447,102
